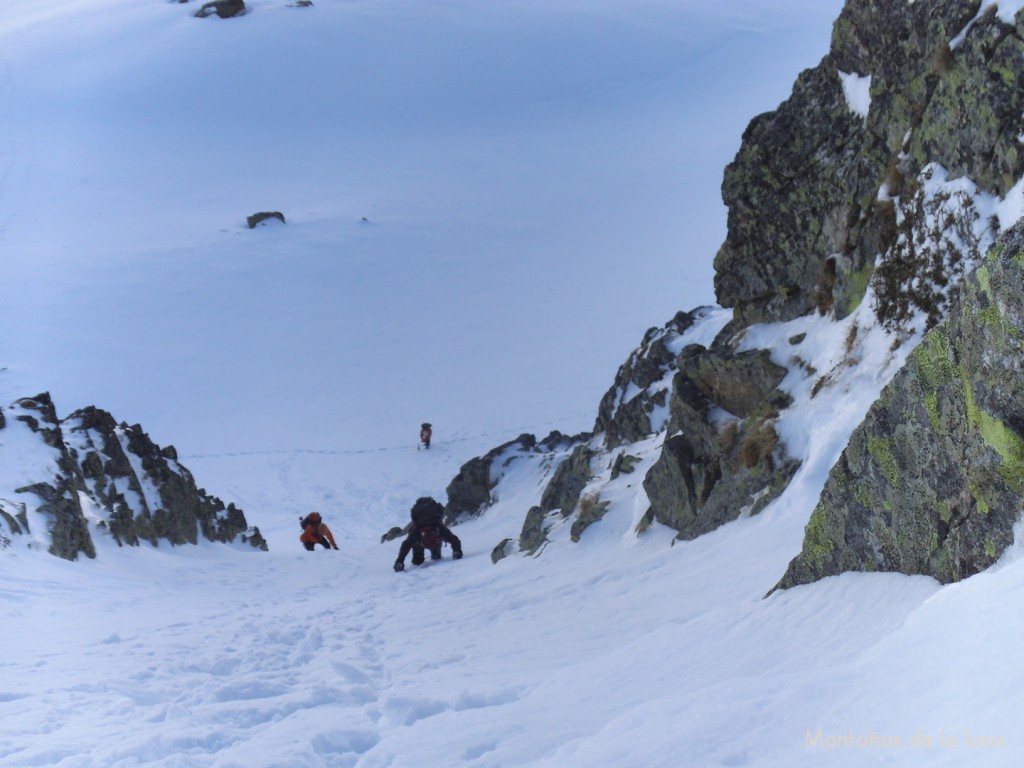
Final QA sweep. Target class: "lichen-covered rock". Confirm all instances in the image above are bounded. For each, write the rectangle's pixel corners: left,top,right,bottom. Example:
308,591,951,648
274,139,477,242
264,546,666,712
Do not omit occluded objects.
570,495,610,542
610,453,641,480
714,0,1024,328
714,61,876,326
446,312,799,548
518,506,549,555
774,220,1024,590
678,347,792,419
539,444,596,517
642,343,798,540
491,538,514,563
844,1,1024,197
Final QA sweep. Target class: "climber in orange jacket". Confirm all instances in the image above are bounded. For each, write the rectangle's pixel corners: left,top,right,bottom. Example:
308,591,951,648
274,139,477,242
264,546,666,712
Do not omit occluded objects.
299,512,339,551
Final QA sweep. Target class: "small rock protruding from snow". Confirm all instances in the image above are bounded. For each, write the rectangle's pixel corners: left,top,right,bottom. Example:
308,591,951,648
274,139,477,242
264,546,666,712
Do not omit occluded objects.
195,0,246,19
247,211,285,229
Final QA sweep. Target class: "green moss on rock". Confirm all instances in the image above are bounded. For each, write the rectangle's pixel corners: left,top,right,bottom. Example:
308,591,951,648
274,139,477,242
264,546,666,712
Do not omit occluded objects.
866,436,899,485
911,330,956,394
803,503,836,573
774,218,1024,592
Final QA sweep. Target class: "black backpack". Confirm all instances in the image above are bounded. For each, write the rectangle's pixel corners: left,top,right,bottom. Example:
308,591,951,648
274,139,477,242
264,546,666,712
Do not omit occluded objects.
410,497,444,527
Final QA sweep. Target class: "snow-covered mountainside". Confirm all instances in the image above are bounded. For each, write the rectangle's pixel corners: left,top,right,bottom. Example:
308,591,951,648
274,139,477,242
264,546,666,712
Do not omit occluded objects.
5,0,1024,766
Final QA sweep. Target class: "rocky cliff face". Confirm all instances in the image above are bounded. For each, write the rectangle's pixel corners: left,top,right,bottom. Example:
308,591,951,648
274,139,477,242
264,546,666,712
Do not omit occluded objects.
0,393,266,559
442,0,1024,581
715,0,1022,328
766,0,1024,587
775,220,1024,589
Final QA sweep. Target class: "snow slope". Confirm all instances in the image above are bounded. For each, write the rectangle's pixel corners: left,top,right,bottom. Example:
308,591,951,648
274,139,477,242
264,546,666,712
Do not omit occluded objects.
4,1,1023,766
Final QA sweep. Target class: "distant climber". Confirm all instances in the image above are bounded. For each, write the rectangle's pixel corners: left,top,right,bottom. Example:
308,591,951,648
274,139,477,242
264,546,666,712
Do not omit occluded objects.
420,422,432,450
393,496,462,571
299,512,339,551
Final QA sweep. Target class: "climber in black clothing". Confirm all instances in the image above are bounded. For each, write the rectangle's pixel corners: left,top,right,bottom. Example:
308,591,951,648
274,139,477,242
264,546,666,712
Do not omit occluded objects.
393,497,462,571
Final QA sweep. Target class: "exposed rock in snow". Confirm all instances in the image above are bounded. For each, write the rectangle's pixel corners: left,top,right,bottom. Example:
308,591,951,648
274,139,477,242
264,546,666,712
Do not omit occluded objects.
246,210,285,228
0,394,265,559
195,0,246,20
776,218,1024,589
715,0,1023,327
643,342,800,541
443,431,587,523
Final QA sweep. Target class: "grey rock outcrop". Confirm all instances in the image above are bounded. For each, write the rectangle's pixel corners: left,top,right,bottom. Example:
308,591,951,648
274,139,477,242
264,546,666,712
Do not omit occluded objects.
491,538,514,563
715,0,1023,327
0,394,265,559
570,495,610,543
610,453,641,480
509,441,599,554
594,310,698,448
643,345,798,540
444,431,586,523
516,490,613,551
539,444,595,516
775,221,1024,589
64,406,262,549
247,211,285,228
7,395,95,560
518,506,549,555
195,0,246,19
